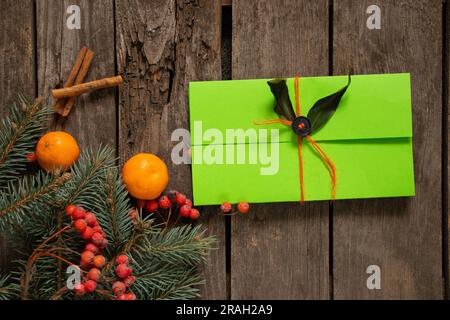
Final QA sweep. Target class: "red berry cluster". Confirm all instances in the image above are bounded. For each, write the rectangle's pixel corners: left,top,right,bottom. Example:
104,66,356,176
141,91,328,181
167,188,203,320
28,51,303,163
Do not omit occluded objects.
65,204,108,296
112,255,136,300
219,201,250,215
138,190,200,221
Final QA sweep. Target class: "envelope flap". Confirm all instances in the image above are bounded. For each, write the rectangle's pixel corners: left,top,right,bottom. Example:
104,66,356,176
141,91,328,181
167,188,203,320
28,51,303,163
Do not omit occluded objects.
189,73,412,145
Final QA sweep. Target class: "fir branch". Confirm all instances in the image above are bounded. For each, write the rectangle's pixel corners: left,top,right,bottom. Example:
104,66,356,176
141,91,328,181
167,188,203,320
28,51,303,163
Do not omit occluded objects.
132,225,216,267
0,172,71,230
92,168,133,255
0,274,17,300
0,96,50,185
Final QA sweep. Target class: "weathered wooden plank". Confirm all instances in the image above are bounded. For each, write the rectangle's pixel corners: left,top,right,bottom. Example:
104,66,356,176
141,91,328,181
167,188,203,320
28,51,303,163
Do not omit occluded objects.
231,0,330,299
446,0,449,299
36,0,116,149
115,0,226,299
0,0,35,272
333,0,443,299
0,1,35,114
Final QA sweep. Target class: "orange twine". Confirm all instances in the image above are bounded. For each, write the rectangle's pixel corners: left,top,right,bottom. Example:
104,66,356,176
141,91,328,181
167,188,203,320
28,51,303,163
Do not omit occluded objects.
254,76,336,202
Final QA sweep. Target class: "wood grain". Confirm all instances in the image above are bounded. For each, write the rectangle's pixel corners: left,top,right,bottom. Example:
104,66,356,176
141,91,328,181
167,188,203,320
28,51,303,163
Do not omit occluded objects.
115,0,226,299
446,0,449,299
231,0,330,299
0,0,35,272
36,0,116,149
333,0,443,299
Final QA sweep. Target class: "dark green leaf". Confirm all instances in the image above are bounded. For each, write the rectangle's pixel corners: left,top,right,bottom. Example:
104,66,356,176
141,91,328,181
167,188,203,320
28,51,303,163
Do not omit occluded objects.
267,79,296,121
307,75,351,133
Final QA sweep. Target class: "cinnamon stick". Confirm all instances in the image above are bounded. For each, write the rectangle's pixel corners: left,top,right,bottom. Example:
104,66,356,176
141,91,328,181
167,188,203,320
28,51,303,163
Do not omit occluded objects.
51,75,124,99
61,49,95,116
54,47,88,115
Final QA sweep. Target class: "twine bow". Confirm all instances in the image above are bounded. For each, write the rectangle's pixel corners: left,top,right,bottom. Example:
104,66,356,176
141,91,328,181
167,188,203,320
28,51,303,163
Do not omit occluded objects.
254,76,345,202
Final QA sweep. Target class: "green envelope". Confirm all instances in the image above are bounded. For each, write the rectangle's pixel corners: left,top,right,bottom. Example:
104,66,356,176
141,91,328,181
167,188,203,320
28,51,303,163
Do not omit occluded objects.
188,73,415,205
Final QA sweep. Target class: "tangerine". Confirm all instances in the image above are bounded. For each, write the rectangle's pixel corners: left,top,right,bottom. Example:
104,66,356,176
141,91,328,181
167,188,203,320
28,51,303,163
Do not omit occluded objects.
35,131,79,172
122,153,169,200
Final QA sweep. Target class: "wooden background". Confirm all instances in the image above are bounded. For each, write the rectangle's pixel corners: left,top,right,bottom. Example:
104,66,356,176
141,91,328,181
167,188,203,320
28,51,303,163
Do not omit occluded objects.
0,0,448,299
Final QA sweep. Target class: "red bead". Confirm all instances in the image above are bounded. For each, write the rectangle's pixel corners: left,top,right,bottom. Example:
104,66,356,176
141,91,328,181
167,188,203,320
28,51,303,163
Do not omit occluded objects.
25,153,37,162
158,196,171,209
87,268,101,282
73,219,87,233
65,204,76,217
93,255,106,268
81,251,94,264
175,193,186,206
145,200,159,212
91,232,104,246
72,206,86,220
84,212,97,226
116,255,128,265
189,208,200,220
74,283,85,296
112,281,126,295
84,280,97,293
85,243,99,254
115,263,131,279
116,293,127,300
180,205,192,218
80,226,94,240
237,202,250,214
99,238,108,249
220,202,232,213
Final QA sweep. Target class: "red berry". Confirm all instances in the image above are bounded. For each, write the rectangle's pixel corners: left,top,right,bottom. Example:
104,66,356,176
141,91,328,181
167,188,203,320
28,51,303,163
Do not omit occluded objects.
85,243,99,254
145,200,159,212
80,226,94,240
116,293,127,300
91,232,104,246
116,255,128,265
92,225,104,234
124,275,135,287
112,281,126,295
127,292,136,300
81,251,94,264
65,204,76,217
93,255,106,268
115,263,131,279
185,199,193,207
220,202,232,213
73,219,87,233
87,268,101,282
180,205,192,218
189,208,200,220
175,193,186,206
99,238,108,249
159,196,171,209
74,283,85,295
237,202,250,214
26,153,37,162
136,199,146,208
84,280,97,293
84,212,97,226
72,207,86,220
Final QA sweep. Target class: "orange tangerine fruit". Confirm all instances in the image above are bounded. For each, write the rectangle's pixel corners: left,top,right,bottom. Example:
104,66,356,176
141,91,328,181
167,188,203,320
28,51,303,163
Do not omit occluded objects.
122,153,169,200
35,131,80,172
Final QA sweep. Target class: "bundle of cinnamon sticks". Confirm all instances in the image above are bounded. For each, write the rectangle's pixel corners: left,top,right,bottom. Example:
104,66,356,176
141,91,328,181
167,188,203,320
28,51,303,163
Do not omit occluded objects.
53,46,123,117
